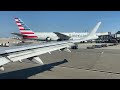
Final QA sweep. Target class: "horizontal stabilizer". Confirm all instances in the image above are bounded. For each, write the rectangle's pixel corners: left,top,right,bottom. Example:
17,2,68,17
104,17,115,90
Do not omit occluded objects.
11,32,27,37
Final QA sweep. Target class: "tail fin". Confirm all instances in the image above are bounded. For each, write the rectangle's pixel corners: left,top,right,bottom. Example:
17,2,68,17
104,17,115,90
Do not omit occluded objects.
14,18,38,39
88,21,101,37
71,21,101,43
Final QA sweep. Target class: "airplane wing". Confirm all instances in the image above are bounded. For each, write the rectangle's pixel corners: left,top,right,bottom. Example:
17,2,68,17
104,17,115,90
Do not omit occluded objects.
53,32,71,40
0,41,72,70
0,21,101,71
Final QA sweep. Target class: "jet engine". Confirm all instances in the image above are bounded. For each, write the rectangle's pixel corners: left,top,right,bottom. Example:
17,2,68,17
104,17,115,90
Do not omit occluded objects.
46,37,51,41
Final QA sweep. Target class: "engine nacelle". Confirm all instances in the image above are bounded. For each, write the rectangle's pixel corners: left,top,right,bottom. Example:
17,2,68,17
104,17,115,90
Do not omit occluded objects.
46,37,51,41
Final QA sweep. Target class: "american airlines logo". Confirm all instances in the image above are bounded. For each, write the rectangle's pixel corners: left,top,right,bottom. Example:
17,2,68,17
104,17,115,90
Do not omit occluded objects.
15,18,38,39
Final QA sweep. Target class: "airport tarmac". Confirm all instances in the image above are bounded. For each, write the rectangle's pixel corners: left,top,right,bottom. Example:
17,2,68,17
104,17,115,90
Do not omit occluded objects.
0,43,120,79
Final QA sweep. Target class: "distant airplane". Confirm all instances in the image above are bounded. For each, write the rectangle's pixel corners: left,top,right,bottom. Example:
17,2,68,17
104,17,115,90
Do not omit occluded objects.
12,18,102,42
0,24,99,71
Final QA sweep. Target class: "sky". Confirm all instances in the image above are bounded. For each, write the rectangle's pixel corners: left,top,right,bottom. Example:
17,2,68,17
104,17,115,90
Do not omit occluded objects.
0,11,120,37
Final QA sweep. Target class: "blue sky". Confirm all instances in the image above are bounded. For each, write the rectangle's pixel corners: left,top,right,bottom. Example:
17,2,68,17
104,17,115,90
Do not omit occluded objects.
0,11,120,37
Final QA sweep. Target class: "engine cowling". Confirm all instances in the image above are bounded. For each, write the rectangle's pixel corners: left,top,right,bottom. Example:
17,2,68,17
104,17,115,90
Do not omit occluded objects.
46,37,51,41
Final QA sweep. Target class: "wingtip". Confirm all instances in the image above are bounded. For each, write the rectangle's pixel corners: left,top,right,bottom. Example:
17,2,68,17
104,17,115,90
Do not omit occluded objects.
98,21,102,24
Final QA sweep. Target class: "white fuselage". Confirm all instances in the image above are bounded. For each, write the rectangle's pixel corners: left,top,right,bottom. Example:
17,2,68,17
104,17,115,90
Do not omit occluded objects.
35,32,59,40
34,32,89,41
63,32,88,40
34,32,109,41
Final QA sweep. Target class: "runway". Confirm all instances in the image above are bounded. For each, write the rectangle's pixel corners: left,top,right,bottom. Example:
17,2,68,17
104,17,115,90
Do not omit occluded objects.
1,43,120,79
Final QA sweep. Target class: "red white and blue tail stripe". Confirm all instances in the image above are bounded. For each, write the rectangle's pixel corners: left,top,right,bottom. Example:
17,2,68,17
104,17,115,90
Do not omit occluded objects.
15,18,38,39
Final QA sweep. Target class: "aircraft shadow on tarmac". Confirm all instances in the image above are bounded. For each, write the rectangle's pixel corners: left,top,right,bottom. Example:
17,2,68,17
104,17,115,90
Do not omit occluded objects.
0,59,68,79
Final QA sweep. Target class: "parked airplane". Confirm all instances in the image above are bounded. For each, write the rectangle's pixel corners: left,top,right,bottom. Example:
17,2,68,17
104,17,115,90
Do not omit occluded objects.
12,18,101,41
0,23,99,71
